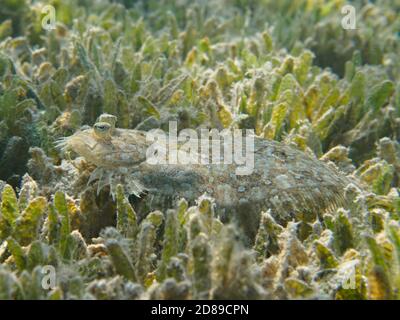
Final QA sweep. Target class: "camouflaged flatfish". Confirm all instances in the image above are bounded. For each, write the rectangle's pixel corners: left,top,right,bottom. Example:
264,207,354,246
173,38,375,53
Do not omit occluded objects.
57,114,356,240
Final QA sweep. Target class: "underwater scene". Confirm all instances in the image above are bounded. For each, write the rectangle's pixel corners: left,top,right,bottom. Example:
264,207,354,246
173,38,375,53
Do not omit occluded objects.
0,0,399,301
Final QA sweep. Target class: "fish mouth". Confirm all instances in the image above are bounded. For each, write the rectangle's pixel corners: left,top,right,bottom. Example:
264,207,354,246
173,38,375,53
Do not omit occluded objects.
54,131,99,160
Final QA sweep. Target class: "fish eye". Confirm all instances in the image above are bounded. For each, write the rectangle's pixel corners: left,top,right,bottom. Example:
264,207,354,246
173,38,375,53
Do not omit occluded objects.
94,122,111,132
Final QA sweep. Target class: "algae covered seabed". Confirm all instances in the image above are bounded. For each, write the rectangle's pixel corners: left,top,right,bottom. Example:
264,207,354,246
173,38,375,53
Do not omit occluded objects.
0,0,399,300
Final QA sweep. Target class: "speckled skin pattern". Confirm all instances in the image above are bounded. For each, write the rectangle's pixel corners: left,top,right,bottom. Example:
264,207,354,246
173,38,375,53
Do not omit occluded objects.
62,115,354,240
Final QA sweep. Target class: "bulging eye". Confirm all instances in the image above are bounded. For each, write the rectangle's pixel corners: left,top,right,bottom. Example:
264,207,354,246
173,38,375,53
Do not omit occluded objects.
94,122,111,132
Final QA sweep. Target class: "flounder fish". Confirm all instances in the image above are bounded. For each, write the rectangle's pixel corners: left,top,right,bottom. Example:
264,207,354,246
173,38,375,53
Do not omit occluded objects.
57,113,358,240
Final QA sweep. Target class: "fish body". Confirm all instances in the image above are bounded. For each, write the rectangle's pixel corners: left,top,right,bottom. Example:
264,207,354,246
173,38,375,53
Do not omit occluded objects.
59,114,356,240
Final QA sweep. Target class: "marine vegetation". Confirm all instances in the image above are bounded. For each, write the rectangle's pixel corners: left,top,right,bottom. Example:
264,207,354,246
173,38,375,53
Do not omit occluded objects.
0,0,400,300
